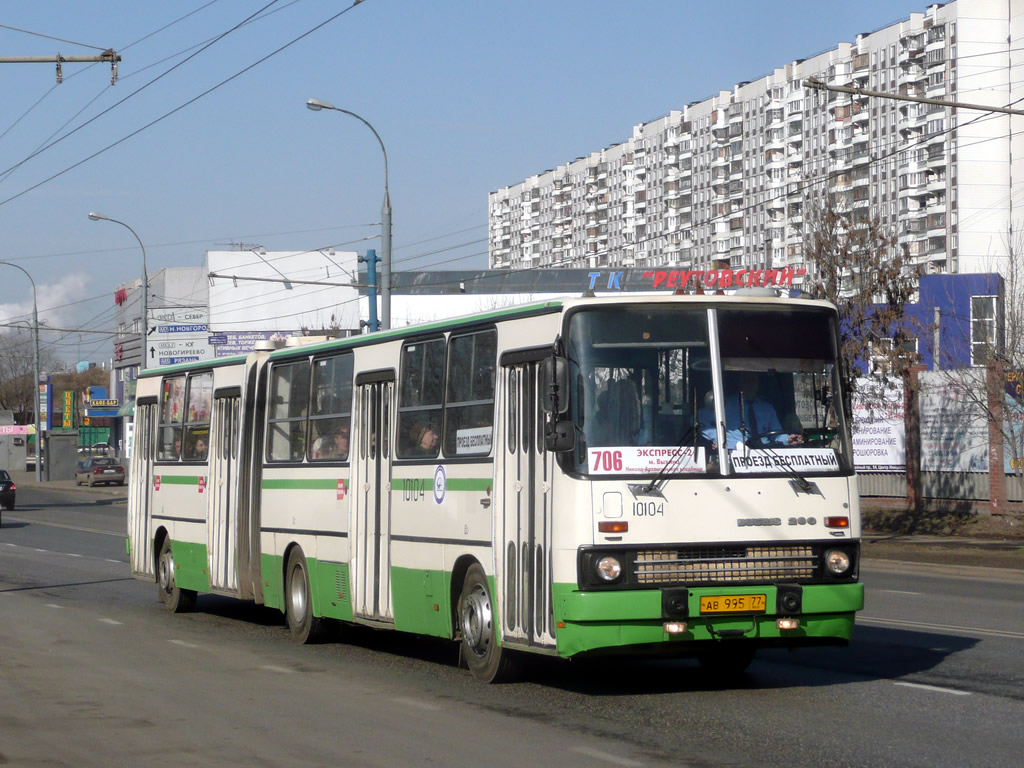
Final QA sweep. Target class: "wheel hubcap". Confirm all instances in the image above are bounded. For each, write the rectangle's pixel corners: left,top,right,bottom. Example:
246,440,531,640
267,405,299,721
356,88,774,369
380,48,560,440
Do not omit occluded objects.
158,549,174,592
461,584,492,657
289,565,306,620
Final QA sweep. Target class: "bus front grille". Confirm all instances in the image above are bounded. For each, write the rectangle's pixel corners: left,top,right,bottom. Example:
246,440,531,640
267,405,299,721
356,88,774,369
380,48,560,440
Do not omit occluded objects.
634,545,816,585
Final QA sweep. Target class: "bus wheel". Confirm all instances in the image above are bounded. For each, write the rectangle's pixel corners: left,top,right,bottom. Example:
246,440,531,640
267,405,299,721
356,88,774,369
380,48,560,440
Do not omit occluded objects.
285,548,326,644
458,564,518,683
698,643,756,679
157,538,196,613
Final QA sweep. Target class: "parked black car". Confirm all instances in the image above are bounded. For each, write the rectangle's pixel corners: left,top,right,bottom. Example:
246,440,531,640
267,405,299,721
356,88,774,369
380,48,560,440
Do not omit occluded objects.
0,469,15,523
75,457,126,487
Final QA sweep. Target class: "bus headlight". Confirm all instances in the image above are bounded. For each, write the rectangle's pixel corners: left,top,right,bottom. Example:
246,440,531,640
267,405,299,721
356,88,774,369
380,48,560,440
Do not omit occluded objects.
824,548,851,576
595,555,623,582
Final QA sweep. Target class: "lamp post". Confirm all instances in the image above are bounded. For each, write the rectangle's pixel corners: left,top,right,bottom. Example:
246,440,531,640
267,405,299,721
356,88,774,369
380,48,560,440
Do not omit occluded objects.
0,261,42,481
88,212,149,371
306,97,391,330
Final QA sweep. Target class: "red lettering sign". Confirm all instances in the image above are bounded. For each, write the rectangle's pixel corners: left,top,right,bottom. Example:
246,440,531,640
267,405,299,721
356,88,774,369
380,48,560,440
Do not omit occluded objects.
643,267,807,291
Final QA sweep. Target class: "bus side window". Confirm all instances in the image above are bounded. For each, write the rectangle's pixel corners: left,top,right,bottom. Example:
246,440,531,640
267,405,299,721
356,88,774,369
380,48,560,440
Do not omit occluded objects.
267,360,311,463
397,338,445,459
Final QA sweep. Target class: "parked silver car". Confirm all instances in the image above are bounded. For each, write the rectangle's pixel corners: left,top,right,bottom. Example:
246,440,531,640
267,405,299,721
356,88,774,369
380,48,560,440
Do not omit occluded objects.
75,457,126,487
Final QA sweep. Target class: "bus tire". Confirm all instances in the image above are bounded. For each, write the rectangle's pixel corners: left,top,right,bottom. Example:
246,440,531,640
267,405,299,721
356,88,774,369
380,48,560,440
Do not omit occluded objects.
458,564,518,683
157,538,196,613
285,547,326,644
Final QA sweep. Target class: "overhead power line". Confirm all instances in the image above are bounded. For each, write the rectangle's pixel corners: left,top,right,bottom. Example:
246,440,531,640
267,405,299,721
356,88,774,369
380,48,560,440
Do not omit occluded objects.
804,79,1024,117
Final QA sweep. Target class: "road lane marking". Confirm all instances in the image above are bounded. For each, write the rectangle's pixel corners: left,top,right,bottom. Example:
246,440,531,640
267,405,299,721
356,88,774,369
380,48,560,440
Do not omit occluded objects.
168,639,199,649
878,589,921,595
570,747,647,767
390,697,442,711
98,618,122,625
261,665,296,674
1,515,124,537
44,604,62,609
895,681,971,696
860,615,1024,641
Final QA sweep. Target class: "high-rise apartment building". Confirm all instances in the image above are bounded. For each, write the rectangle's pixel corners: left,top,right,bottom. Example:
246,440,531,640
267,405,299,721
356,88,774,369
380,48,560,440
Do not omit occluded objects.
489,0,1024,283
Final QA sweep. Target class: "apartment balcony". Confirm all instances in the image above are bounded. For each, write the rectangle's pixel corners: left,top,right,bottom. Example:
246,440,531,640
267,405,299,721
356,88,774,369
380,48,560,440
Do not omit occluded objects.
830,153,852,172
927,149,947,168
852,145,871,165
898,66,927,87
926,173,946,192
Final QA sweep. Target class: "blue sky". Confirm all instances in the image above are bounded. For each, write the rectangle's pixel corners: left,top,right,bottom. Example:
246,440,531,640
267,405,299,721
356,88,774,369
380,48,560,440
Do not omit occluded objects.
0,0,912,363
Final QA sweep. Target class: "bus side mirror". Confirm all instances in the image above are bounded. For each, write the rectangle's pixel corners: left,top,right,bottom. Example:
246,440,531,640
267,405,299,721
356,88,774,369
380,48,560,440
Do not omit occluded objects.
544,419,576,452
541,357,570,415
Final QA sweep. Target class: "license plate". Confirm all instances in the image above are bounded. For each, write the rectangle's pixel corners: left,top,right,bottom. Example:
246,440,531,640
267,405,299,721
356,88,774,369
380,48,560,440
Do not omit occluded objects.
699,594,767,614
102,469,114,473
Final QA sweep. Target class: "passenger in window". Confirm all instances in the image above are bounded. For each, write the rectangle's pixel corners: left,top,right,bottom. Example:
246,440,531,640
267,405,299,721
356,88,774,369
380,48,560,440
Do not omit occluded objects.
312,428,349,460
194,437,208,460
409,423,439,456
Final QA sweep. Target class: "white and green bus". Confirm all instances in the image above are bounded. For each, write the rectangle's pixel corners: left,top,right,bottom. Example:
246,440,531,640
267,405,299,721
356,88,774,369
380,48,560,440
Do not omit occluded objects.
127,293,863,682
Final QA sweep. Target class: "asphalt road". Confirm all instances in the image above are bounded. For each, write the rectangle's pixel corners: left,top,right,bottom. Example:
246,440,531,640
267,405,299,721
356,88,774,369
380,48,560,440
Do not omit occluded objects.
2,486,1023,767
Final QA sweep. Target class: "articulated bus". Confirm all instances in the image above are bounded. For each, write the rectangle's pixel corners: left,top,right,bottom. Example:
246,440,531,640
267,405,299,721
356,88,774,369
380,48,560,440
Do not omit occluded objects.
127,293,863,682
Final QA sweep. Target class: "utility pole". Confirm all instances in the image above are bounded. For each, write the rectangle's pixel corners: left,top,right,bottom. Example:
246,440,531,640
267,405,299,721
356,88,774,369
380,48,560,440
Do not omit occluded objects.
0,49,121,84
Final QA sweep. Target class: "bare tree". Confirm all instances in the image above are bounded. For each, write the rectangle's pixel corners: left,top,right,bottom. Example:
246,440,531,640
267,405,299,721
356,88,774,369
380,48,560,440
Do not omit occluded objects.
800,194,919,396
0,332,48,420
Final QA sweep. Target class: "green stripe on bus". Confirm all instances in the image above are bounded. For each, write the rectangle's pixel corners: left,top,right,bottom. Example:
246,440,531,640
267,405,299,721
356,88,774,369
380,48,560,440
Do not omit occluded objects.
158,475,204,486
262,478,346,490
394,477,491,492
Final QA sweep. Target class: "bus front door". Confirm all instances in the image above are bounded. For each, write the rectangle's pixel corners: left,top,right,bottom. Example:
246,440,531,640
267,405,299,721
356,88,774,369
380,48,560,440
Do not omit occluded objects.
501,360,555,649
207,395,239,593
351,376,395,623
128,402,156,579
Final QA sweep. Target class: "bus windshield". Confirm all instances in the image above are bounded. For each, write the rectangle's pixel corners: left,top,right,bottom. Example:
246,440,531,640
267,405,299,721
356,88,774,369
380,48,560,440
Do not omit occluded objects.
565,304,852,477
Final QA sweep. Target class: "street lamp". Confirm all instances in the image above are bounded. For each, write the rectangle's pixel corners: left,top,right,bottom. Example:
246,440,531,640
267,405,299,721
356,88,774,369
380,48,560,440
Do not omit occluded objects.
0,261,42,481
306,97,392,330
88,212,149,371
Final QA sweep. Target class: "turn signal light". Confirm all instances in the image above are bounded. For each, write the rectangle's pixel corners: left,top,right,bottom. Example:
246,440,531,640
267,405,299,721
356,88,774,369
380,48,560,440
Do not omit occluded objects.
824,516,849,528
598,521,628,533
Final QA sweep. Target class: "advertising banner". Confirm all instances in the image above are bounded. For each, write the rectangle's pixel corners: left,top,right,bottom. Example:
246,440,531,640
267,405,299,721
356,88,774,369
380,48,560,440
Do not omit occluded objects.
919,369,988,472
851,377,905,472
1005,371,1024,473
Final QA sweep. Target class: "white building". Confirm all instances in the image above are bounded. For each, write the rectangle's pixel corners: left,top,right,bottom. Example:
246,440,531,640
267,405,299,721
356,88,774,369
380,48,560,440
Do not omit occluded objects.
489,0,1024,281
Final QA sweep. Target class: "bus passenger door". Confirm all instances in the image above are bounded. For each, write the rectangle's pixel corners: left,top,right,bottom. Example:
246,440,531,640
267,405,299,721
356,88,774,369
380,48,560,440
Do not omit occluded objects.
351,375,395,623
207,395,239,593
501,360,556,649
128,402,156,578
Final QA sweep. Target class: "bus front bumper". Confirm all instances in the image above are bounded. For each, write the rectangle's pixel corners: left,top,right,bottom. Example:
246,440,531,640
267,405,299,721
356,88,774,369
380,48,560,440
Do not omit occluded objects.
551,582,864,658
